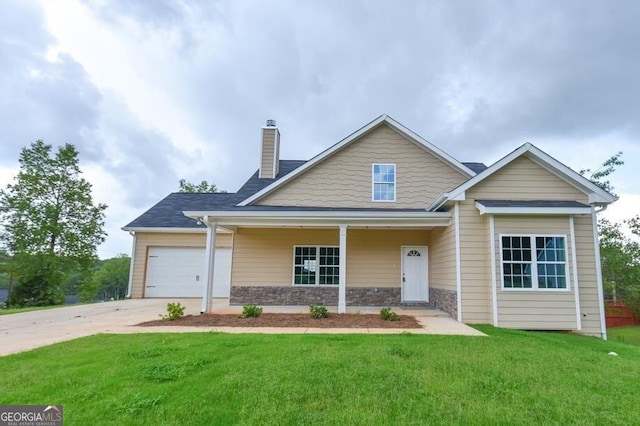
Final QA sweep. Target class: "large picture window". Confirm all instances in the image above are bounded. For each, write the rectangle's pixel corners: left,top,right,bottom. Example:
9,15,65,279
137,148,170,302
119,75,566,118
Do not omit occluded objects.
372,163,396,201
294,246,340,285
501,235,568,290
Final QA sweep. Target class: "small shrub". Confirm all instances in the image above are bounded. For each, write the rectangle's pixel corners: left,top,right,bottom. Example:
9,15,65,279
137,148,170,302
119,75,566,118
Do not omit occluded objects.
309,304,329,319
241,304,263,318
380,307,400,321
161,302,185,321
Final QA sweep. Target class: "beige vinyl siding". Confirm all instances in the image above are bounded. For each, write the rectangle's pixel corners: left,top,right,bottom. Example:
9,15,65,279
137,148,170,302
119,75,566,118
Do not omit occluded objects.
493,216,577,330
471,155,589,202
347,229,429,287
429,221,457,291
130,232,232,298
573,214,604,337
232,228,338,287
257,124,468,208
231,228,429,288
458,200,492,323
459,154,593,324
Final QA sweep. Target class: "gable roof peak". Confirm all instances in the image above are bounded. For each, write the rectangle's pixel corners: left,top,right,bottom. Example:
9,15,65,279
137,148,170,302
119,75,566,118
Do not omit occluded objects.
237,114,476,206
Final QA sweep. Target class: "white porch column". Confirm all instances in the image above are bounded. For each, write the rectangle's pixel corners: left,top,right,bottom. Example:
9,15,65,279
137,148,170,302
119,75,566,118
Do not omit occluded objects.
201,217,217,314
338,224,347,314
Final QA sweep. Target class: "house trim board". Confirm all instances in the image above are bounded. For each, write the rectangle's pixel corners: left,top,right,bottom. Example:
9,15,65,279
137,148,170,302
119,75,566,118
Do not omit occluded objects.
489,214,498,326
454,202,462,322
201,219,217,314
339,224,347,313
475,203,592,216
591,206,607,339
126,231,136,298
569,215,582,331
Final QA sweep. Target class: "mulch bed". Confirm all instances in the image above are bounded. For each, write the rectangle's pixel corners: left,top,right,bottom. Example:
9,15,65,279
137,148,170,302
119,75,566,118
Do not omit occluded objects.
138,313,422,329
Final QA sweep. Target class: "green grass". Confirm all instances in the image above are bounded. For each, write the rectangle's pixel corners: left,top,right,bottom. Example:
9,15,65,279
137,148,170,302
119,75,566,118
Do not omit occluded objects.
1,327,639,425
0,305,62,315
608,325,640,346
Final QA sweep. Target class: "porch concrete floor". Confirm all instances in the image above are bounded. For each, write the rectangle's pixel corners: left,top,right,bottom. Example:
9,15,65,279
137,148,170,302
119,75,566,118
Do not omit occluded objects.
1,298,484,356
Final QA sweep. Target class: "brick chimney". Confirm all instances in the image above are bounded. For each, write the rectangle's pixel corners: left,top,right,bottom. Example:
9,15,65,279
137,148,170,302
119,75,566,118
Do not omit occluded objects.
259,119,280,179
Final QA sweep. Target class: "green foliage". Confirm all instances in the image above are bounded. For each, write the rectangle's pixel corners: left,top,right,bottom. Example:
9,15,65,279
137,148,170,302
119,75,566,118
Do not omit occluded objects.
81,255,130,302
309,304,329,319
161,302,185,321
178,179,224,193
380,307,400,321
241,304,263,318
579,151,624,196
0,141,107,306
599,218,640,316
7,254,64,306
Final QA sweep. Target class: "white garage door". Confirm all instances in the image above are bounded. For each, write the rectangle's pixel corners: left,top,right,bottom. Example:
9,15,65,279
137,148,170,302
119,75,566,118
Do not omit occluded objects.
145,247,232,298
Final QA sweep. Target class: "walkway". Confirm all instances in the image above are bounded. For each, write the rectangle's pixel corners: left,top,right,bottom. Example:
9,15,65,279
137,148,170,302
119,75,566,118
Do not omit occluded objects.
0,299,484,356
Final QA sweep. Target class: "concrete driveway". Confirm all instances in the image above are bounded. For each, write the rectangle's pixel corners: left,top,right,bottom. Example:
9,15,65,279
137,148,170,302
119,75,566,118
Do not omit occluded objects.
1,299,484,356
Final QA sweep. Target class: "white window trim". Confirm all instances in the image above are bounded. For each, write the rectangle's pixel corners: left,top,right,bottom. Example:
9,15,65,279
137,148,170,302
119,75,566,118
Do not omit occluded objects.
499,234,571,292
292,245,340,287
371,163,396,202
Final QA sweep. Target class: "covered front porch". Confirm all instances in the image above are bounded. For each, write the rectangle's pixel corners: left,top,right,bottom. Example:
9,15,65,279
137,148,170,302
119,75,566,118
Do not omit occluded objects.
182,209,457,316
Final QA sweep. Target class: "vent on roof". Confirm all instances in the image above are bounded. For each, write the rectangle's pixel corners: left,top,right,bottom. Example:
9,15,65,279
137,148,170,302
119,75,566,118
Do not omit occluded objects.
266,119,276,127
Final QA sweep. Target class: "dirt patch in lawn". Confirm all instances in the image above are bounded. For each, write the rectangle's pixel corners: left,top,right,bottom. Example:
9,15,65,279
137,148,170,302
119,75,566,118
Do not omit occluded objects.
138,313,422,329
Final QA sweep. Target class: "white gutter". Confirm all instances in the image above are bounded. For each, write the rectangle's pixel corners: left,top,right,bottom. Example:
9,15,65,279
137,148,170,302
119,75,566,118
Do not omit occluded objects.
121,227,207,233
183,210,451,219
125,231,136,298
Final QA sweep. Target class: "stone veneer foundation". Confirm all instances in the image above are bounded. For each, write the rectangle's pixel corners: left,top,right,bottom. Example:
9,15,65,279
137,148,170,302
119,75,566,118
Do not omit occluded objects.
230,286,401,306
429,287,457,318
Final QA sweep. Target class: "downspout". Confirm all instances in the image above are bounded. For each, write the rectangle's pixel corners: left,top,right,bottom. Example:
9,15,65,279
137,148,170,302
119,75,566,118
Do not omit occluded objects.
126,231,136,298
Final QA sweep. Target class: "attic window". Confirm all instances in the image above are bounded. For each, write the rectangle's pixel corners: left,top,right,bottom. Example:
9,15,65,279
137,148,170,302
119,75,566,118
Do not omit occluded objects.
372,164,396,202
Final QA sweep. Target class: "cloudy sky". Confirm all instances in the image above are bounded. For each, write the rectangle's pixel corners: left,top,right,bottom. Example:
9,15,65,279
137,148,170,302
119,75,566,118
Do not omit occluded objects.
1,0,639,258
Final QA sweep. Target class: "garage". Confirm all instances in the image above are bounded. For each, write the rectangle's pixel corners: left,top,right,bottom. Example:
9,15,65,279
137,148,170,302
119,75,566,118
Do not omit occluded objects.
144,247,232,298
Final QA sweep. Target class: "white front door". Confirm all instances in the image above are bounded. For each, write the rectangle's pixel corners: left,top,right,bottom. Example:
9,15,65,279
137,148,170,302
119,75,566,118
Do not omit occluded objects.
402,246,428,302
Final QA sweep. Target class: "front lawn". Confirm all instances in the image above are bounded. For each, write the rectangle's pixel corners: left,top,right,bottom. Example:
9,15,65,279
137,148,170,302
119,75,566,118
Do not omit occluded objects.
609,325,640,346
1,327,639,425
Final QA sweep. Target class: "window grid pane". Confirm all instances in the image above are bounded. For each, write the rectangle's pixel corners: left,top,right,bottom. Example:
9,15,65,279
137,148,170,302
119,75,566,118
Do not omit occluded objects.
501,236,568,290
501,236,533,288
294,247,317,285
373,164,395,201
294,246,340,286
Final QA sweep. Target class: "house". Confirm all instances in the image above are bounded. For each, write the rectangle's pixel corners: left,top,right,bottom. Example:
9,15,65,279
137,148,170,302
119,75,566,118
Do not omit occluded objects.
123,115,616,338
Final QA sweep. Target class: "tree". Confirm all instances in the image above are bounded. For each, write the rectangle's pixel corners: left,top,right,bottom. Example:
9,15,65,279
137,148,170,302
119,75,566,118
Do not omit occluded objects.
0,140,107,306
579,152,624,196
178,179,224,193
81,255,130,302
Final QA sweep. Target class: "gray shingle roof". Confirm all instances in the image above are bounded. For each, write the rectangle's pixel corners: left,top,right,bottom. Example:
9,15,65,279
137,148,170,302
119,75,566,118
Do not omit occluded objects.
462,162,488,174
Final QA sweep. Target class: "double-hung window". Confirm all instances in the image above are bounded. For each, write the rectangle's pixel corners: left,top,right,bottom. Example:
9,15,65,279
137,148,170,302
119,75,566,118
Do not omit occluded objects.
501,235,569,290
372,164,396,201
293,246,340,285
